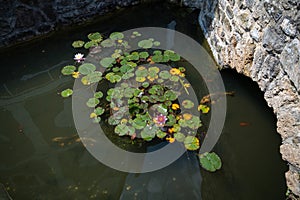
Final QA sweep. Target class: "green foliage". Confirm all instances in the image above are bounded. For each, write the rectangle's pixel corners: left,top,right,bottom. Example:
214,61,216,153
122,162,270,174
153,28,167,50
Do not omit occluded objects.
61,65,76,75
78,63,96,75
72,40,85,48
198,152,222,172
60,30,218,164
61,89,73,97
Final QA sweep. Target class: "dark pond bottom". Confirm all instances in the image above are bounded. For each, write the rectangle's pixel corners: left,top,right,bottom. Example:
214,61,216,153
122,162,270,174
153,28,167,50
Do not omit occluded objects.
0,2,287,200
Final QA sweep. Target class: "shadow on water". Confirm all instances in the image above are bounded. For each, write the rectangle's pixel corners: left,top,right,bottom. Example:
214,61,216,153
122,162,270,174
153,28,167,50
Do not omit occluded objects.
0,2,287,200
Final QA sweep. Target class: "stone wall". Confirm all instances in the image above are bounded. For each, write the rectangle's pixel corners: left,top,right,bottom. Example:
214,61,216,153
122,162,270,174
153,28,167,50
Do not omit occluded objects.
0,0,139,47
198,0,300,196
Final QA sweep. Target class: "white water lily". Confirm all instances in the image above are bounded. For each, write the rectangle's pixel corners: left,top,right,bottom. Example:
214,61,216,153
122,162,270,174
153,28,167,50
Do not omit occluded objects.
74,53,85,62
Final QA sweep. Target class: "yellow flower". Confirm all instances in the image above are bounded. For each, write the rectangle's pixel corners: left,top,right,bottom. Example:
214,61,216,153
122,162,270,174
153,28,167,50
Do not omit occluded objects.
172,103,180,110
147,75,158,82
90,112,97,118
118,39,123,43
168,128,174,133
166,137,175,143
183,113,192,120
72,71,80,78
170,68,181,75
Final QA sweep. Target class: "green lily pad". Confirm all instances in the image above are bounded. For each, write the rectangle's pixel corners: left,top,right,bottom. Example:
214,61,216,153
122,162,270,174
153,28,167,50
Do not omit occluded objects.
184,136,200,151
115,124,135,136
159,70,171,79
84,40,98,49
122,72,134,79
61,89,73,97
110,32,124,40
108,116,120,125
139,51,149,59
156,130,167,138
153,41,161,46
101,39,115,47
151,54,163,62
78,63,96,75
174,132,185,142
198,104,210,114
88,32,103,42
100,57,116,68
61,65,76,75
182,99,194,109
135,68,148,77
169,75,180,82
72,40,85,48
198,152,222,172
93,117,101,123
86,98,100,108
132,118,147,130
164,90,177,101
138,39,153,49
94,91,103,98
86,71,102,83
140,125,158,141
94,107,105,115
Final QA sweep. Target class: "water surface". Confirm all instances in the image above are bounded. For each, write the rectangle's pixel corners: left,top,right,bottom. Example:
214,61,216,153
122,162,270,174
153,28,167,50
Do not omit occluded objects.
0,2,287,200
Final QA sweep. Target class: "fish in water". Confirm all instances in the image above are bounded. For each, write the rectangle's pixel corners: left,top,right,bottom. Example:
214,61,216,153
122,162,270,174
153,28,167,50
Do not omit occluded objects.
239,122,250,126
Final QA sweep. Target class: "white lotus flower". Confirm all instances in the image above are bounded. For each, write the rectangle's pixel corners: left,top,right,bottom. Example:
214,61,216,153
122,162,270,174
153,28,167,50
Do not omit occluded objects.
74,53,85,63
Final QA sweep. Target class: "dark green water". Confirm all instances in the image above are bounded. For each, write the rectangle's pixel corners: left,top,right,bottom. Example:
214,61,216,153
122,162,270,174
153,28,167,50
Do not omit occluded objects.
0,2,287,200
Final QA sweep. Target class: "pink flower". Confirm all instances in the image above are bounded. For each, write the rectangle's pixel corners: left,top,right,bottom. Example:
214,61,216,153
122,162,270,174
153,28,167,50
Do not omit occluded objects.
153,114,167,126
74,53,85,63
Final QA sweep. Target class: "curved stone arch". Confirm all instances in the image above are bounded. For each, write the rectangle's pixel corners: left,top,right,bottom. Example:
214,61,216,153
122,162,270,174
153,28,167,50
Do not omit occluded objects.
197,0,300,196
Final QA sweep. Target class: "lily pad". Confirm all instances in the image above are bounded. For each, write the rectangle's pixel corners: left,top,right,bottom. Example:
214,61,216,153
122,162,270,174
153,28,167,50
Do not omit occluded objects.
198,152,222,172
94,107,105,115
198,104,210,114
100,57,116,68
86,71,102,83
61,89,73,98
88,32,102,42
153,41,161,46
159,70,171,79
174,132,185,142
182,100,194,109
184,136,200,151
94,91,103,98
140,125,158,141
84,41,98,49
78,63,96,75
86,98,100,108
72,40,85,48
110,32,124,40
156,130,167,138
61,65,76,75
138,39,153,49
164,90,177,101
115,124,135,136
139,52,149,59
101,39,115,47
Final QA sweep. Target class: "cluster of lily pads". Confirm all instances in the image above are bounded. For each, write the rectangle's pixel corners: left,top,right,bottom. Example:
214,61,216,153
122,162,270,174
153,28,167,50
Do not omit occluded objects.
60,31,222,171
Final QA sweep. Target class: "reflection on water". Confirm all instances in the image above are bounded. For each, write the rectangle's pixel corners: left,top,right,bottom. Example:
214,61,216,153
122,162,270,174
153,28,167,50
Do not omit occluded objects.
0,2,287,200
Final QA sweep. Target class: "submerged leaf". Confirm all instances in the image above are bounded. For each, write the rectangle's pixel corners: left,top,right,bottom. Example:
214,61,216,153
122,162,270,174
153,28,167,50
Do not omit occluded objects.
138,39,153,49
100,57,116,68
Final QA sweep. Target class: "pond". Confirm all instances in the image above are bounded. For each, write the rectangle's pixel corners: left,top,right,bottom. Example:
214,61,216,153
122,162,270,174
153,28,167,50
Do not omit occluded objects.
0,2,287,200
